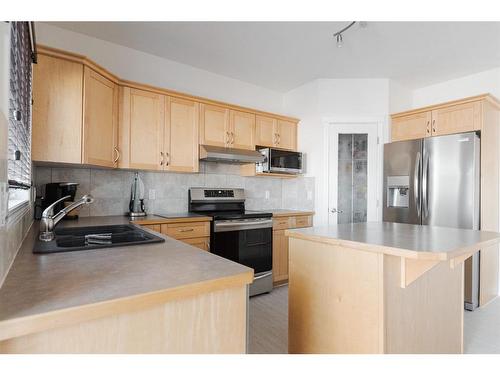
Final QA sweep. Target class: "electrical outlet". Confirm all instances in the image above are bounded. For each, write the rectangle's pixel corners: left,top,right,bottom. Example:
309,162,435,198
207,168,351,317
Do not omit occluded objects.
307,190,313,200
265,190,270,199
149,189,156,200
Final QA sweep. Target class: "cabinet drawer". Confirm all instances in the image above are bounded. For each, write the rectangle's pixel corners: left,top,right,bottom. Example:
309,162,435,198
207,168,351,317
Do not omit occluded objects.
182,237,210,251
273,217,292,230
292,215,312,228
161,222,210,239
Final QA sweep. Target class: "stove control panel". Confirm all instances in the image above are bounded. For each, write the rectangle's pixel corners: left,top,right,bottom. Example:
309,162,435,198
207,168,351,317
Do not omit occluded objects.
204,189,235,198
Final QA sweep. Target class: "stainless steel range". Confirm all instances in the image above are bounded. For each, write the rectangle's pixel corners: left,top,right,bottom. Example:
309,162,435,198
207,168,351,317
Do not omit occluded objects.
188,187,273,296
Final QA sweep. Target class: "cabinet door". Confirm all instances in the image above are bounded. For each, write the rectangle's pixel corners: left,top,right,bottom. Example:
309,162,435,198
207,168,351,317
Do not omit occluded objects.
272,229,289,283
255,115,277,147
277,120,297,151
120,87,164,170
229,110,256,150
82,67,119,167
199,104,229,147
32,54,83,163
164,97,200,173
431,101,482,136
391,112,431,141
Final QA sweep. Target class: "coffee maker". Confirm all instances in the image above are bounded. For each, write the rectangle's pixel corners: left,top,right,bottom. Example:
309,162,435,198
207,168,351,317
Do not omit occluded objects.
41,182,80,219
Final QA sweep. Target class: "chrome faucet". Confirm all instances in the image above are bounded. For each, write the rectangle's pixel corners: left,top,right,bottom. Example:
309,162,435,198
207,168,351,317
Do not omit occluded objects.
39,194,95,242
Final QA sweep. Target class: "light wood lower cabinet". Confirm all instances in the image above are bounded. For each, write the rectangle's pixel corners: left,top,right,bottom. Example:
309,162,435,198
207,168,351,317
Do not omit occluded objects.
141,222,210,251
272,214,313,284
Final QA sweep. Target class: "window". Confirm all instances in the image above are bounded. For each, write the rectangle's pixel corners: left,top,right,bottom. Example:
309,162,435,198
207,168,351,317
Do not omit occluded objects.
7,22,34,212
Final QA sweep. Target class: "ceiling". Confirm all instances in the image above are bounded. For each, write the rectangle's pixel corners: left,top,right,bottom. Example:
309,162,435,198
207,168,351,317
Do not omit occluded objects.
46,22,500,93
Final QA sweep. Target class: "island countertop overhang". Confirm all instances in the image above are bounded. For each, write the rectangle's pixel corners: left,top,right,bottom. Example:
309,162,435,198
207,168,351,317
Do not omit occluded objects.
285,222,500,261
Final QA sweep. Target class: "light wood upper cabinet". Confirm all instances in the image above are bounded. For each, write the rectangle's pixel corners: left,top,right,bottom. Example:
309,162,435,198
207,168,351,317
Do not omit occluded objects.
199,104,229,148
119,87,164,171
229,110,255,150
32,54,83,163
82,67,119,167
431,101,481,136
164,97,199,173
391,112,431,142
277,119,298,150
255,115,277,148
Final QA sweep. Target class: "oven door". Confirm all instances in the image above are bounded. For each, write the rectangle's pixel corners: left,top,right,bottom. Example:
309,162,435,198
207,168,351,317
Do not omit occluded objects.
268,149,303,174
211,218,272,273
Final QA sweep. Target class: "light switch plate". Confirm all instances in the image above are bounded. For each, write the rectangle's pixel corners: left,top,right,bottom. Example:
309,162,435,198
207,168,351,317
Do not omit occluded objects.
149,189,156,200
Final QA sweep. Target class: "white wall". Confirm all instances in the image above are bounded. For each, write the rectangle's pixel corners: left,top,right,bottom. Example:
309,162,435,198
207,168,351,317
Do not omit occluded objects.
284,79,390,226
412,67,500,108
35,23,285,114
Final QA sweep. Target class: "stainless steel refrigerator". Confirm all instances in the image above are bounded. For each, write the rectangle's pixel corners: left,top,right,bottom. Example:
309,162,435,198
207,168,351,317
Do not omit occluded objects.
383,131,480,310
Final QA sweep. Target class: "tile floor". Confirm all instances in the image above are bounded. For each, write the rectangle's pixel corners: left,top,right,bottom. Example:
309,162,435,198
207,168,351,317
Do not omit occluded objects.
249,285,500,354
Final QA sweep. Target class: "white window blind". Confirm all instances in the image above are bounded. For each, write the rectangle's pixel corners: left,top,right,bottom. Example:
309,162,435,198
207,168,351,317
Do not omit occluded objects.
8,22,32,190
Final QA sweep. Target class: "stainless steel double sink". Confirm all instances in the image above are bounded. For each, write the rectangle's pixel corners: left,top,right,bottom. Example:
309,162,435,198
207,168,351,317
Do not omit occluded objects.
33,224,165,254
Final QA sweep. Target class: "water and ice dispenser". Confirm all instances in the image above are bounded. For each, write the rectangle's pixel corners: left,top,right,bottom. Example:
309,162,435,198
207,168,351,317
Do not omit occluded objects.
386,176,409,208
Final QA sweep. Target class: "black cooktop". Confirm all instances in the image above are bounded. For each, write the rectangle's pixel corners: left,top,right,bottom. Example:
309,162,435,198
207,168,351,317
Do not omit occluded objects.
198,210,273,221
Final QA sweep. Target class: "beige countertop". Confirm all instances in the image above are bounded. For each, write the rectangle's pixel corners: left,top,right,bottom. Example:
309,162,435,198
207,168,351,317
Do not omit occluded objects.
0,216,252,341
130,213,212,225
286,222,500,260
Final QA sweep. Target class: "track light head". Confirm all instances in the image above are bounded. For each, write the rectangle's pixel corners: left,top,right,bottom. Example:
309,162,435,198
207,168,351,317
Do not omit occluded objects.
336,34,343,48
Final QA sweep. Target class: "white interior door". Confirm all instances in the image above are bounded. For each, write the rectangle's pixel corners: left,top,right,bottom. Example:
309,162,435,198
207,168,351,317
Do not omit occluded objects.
328,123,378,225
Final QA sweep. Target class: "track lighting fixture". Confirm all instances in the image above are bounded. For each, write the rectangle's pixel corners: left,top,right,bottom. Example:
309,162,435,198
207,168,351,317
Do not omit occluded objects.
333,21,358,48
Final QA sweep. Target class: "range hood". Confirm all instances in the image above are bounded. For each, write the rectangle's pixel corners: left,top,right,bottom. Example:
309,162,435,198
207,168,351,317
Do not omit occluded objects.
199,145,265,164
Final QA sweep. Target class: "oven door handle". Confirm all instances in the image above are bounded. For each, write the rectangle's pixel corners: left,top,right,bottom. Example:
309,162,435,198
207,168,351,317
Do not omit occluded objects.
214,219,273,232
254,271,273,281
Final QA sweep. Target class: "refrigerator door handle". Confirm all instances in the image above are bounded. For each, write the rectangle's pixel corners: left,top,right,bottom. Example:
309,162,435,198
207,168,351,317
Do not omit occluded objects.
422,151,429,219
414,151,421,218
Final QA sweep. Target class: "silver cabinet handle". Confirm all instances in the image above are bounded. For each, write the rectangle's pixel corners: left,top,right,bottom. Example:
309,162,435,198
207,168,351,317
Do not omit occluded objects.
277,133,280,144
432,119,436,133
166,152,170,166
178,228,194,232
231,132,235,145
113,147,120,163
226,131,230,146
331,208,343,214
160,152,164,166
426,121,430,134
414,151,421,218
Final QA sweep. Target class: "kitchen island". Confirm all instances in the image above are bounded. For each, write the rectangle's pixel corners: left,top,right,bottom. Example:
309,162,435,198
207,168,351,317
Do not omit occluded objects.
0,216,253,354
285,222,500,354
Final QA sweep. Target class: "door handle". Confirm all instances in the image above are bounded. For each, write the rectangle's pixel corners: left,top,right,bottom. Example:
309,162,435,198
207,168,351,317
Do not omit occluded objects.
422,152,429,219
113,147,120,164
331,208,343,214
414,151,421,218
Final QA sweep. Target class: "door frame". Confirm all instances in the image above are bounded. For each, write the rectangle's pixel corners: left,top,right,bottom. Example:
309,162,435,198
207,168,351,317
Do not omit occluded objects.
323,116,385,225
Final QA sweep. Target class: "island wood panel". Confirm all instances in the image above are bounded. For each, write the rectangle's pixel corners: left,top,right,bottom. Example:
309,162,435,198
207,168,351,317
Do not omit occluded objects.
82,66,119,167
164,97,199,173
391,111,431,142
288,238,384,354
431,101,481,136
479,99,500,306
229,110,256,150
255,115,277,147
141,224,161,233
272,230,288,283
199,103,229,148
183,237,210,251
276,119,298,151
384,255,463,354
119,87,164,170
32,54,84,163
0,286,247,354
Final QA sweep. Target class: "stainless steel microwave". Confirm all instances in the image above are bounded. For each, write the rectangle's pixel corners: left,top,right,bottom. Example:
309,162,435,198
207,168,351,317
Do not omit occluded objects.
256,148,303,174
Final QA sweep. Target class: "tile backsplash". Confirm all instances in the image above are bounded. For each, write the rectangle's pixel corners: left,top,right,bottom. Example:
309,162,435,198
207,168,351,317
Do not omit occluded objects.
34,162,315,217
